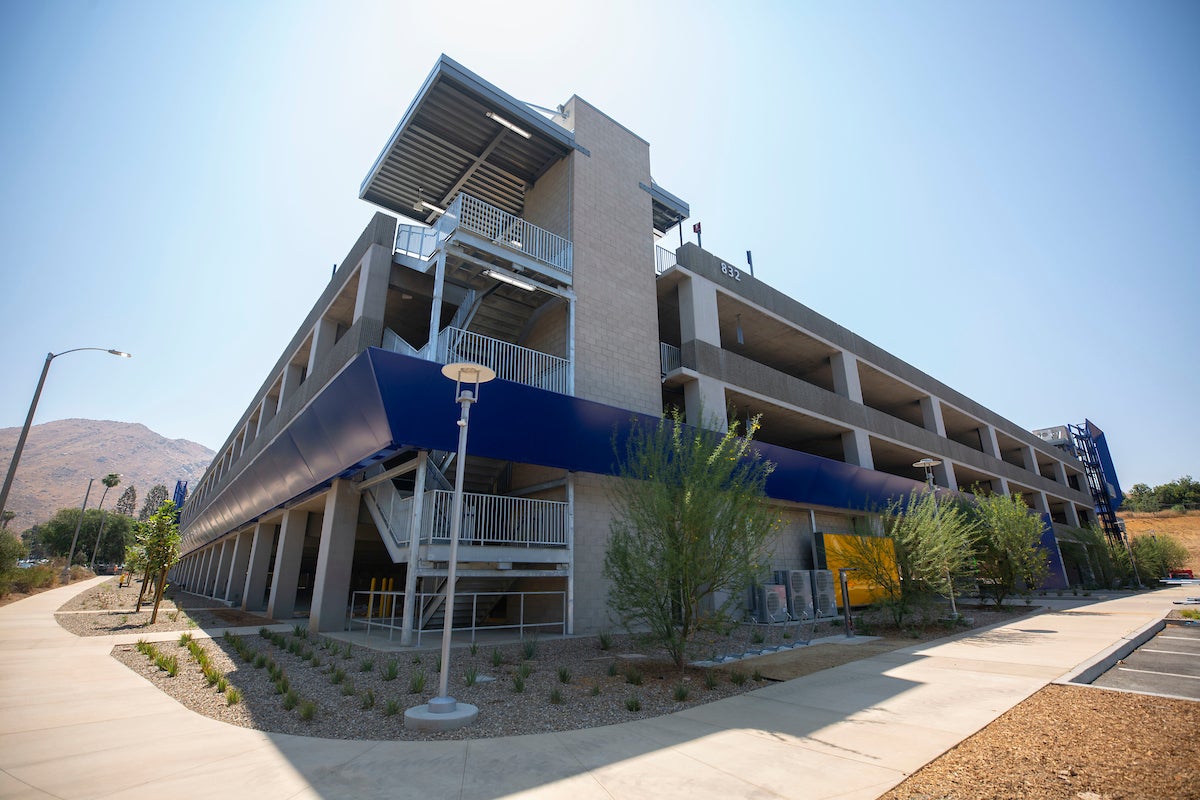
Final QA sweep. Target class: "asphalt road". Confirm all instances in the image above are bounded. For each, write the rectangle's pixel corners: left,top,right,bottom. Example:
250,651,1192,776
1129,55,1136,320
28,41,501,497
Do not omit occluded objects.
1091,622,1200,699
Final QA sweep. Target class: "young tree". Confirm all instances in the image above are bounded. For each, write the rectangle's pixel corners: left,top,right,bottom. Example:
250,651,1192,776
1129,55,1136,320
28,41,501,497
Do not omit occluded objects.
604,409,777,669
853,492,978,626
115,485,137,517
138,501,181,623
138,484,169,521
972,491,1049,606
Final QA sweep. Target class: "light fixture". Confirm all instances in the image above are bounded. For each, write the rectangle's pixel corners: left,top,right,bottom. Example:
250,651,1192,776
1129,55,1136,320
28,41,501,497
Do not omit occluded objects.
486,111,532,139
735,313,744,345
484,268,536,292
413,188,444,215
913,457,942,487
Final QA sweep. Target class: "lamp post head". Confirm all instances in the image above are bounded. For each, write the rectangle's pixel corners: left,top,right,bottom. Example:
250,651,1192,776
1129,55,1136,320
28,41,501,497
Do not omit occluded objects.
108,350,132,358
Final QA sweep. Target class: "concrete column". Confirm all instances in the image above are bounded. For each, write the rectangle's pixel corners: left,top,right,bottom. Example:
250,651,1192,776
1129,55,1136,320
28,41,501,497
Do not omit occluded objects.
306,316,337,378
683,375,726,431
400,454,428,646
353,243,392,324
200,547,215,596
242,522,275,612
213,539,234,600
309,480,360,633
678,275,721,346
831,352,864,404
1019,444,1040,475
1063,502,1081,527
224,529,254,604
279,362,303,411
1051,460,1069,486
206,545,223,596
841,429,873,468
267,510,307,620
994,476,1011,496
920,396,947,437
979,425,1000,459
259,392,278,433
1029,492,1049,514
934,460,959,491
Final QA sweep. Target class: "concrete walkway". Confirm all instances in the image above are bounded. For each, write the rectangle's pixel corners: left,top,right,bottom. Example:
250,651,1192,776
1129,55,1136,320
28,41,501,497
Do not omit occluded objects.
1,578,1190,800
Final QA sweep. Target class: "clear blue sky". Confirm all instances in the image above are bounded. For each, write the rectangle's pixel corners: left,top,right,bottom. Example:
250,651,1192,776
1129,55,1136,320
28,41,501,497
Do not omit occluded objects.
1,1,1196,489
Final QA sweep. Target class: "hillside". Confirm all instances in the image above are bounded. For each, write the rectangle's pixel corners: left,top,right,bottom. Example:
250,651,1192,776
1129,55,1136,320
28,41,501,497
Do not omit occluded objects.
1118,510,1200,573
0,419,214,531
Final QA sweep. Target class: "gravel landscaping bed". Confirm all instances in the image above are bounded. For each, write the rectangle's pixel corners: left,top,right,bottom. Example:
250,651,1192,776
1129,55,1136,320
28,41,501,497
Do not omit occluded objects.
55,578,271,636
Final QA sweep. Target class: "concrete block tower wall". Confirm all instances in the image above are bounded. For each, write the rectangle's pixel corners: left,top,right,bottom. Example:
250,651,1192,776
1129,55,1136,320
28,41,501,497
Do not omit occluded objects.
561,97,662,416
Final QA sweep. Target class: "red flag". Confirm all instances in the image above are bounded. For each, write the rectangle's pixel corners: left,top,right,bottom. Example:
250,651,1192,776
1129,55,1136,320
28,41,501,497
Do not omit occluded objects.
692,222,702,234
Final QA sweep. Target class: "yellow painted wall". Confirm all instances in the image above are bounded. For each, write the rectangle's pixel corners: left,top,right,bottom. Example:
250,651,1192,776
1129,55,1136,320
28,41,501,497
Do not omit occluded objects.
821,533,898,606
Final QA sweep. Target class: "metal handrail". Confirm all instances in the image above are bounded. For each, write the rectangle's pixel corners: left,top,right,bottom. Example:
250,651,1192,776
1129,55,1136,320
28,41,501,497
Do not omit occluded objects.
426,489,568,547
348,589,567,643
655,245,677,275
660,342,681,375
436,326,570,395
395,193,573,275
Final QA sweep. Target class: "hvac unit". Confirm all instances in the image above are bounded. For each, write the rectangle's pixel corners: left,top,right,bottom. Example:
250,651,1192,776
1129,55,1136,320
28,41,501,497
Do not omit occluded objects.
775,569,816,621
811,569,838,618
754,584,789,624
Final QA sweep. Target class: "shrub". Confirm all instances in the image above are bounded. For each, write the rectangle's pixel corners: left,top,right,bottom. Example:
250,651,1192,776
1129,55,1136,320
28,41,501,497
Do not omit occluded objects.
253,653,267,669
750,630,765,644
752,669,765,682
491,649,503,667
464,665,479,687
384,699,400,717
557,666,572,684
340,681,356,697
282,689,298,710
512,674,525,693
729,670,747,686
155,653,179,677
225,686,241,705
522,637,539,660
590,685,601,696
381,660,399,681
292,624,307,639
409,669,427,694
598,631,613,651
469,642,478,656
298,701,316,721
549,689,563,704
704,670,718,690
359,657,375,673
625,696,641,712
518,663,533,679
178,632,194,646
624,667,643,686
606,661,618,677
330,668,346,685
673,683,690,702
359,689,375,709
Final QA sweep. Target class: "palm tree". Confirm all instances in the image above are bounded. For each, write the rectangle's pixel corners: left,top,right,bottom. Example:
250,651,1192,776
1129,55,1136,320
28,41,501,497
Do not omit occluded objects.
88,473,121,571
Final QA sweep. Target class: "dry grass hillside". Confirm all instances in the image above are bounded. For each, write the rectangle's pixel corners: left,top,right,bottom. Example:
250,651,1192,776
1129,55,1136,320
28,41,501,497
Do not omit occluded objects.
1118,509,1200,572
0,418,213,531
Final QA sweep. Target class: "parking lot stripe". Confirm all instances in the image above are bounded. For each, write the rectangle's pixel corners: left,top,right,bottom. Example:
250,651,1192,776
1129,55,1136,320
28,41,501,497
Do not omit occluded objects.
1117,667,1200,680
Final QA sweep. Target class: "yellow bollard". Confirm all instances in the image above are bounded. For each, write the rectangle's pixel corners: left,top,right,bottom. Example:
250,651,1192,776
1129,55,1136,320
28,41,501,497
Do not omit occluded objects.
367,577,377,621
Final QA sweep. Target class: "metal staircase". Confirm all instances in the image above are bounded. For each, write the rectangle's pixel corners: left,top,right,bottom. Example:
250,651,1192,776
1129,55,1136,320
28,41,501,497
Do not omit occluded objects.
418,576,516,630
1068,422,1124,545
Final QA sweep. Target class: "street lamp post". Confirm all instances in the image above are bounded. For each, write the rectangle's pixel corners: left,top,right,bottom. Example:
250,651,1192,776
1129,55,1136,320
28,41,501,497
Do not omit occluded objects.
913,457,958,619
404,362,495,732
0,348,131,523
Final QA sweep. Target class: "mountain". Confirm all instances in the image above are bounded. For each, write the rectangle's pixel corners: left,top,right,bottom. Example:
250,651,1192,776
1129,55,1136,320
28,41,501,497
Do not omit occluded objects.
0,419,214,531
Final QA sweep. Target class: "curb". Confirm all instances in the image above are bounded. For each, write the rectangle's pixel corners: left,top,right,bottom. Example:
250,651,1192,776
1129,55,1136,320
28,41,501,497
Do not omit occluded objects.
1054,616,1165,686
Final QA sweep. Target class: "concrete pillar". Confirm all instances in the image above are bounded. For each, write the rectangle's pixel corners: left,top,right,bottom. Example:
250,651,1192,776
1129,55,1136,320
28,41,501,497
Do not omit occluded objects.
1051,460,1069,486
213,539,234,600
353,243,392,324
841,429,873,468
200,547,215,596
224,529,254,605
920,396,947,437
678,275,721,346
994,476,1011,496
242,522,275,612
259,392,278,433
1063,502,1081,527
934,460,959,491
307,316,337,378
205,545,222,596
831,352,864,404
267,510,307,620
979,425,1000,459
683,375,727,431
309,480,360,633
1029,492,1049,514
279,362,304,411
1020,444,1040,475
400,454,428,646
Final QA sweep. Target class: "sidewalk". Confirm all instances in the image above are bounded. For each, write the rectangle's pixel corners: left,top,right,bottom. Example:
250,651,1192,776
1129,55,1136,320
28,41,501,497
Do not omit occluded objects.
0,578,1189,800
